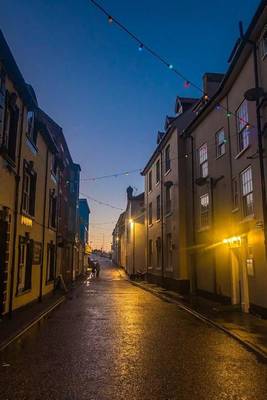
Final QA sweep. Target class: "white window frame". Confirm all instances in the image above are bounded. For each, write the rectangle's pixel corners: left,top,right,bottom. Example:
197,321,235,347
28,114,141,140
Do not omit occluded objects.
215,129,226,158
236,101,250,152
22,171,31,214
199,143,208,177
200,193,209,228
241,166,254,217
165,145,171,173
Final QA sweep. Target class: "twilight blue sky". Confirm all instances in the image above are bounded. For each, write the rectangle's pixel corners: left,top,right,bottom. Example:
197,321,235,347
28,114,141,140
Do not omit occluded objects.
0,0,259,249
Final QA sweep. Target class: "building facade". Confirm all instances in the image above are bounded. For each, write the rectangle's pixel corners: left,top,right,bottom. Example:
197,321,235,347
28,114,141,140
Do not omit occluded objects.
142,98,198,293
0,30,81,317
186,1,267,314
78,198,90,275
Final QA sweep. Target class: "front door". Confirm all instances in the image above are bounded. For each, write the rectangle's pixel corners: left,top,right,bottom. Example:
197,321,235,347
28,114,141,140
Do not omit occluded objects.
230,247,250,313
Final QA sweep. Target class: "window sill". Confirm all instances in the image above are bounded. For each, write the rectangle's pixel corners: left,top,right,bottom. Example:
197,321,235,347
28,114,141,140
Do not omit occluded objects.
155,218,161,223
216,152,226,160
148,223,153,228
0,147,16,170
49,225,57,232
21,211,35,220
51,172,57,184
148,190,152,195
165,211,173,218
26,137,38,155
232,208,239,213
164,169,171,177
16,288,31,297
235,145,250,159
239,214,255,224
147,266,153,270
155,181,160,187
197,226,211,232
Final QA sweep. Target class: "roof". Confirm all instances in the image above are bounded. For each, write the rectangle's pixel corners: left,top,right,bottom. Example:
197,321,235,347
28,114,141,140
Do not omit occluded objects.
132,192,145,201
0,30,36,109
184,0,267,135
141,98,198,175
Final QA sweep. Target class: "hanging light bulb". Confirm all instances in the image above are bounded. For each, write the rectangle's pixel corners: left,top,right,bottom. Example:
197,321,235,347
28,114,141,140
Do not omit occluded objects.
245,123,251,129
138,43,144,51
108,15,113,23
168,64,173,70
215,103,221,110
204,94,209,101
227,111,232,118
184,81,190,89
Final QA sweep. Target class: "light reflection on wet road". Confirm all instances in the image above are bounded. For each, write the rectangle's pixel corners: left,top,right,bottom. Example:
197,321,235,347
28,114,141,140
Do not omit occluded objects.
1,258,267,399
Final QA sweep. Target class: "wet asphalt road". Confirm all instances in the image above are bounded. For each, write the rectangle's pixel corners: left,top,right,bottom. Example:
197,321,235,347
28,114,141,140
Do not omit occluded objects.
1,258,267,399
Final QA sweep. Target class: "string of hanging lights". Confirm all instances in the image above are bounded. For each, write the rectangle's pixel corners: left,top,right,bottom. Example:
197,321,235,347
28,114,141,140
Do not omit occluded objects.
89,0,253,128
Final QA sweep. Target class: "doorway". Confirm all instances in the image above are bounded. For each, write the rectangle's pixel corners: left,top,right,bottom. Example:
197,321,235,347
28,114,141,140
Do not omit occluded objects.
230,245,250,313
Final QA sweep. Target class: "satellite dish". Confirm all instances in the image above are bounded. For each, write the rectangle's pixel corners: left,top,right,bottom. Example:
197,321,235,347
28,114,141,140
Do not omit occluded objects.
244,87,265,101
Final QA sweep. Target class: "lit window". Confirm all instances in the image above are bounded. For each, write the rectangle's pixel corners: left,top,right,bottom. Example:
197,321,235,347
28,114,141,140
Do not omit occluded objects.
165,145,171,172
200,193,209,228
236,101,250,152
216,129,226,157
241,167,253,217
199,143,208,177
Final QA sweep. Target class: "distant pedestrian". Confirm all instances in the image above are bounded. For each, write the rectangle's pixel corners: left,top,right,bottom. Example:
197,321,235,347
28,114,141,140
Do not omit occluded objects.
96,261,100,278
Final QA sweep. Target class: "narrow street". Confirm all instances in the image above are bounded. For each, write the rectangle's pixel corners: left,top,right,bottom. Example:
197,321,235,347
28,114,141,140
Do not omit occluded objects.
1,258,267,400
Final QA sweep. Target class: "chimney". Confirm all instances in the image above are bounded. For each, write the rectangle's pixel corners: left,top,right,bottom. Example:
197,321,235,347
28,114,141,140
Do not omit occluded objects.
203,73,224,98
127,186,133,200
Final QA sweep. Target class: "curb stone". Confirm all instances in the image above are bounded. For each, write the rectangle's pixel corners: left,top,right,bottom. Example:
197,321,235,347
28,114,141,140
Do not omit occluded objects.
130,280,267,362
0,295,66,353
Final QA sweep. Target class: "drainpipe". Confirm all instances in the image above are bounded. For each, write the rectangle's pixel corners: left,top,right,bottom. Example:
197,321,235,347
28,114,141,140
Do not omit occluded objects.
39,148,49,301
8,105,24,318
209,178,217,295
252,43,267,258
132,221,135,277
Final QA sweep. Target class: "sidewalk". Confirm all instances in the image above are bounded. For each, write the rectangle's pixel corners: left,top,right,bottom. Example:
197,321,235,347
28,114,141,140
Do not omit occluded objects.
0,291,66,352
132,280,267,360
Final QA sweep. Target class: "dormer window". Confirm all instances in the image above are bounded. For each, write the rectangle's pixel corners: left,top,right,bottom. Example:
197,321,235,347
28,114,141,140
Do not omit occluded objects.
26,110,37,145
